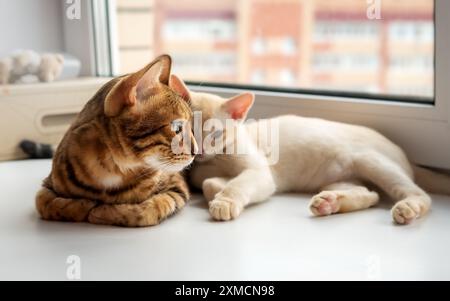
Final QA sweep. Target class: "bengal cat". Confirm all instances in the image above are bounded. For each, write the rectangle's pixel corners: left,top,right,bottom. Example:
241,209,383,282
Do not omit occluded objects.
35,55,198,227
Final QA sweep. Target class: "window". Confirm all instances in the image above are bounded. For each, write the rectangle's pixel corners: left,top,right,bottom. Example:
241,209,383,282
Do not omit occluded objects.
113,0,434,101
89,0,450,169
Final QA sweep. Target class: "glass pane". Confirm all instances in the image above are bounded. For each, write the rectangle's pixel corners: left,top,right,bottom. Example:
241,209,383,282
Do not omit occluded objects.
115,0,434,100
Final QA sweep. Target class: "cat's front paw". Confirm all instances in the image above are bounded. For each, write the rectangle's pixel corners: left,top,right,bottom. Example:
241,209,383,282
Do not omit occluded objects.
391,199,422,225
209,196,243,221
88,204,160,227
309,191,341,216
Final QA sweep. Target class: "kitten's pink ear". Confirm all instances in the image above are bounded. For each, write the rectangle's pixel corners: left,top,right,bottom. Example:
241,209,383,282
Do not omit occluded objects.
104,54,172,117
169,74,190,102
223,92,255,121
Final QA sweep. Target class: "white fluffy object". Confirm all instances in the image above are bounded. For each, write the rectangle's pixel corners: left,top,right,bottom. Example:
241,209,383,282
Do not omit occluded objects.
0,50,65,84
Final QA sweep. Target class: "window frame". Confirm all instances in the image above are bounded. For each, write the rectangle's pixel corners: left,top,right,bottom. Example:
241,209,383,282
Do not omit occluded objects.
90,0,450,169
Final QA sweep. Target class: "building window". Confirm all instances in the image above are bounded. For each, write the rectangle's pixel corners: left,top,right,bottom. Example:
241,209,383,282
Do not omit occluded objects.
113,0,434,100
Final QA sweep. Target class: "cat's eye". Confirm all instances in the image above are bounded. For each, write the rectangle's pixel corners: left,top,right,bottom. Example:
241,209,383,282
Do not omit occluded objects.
171,120,184,134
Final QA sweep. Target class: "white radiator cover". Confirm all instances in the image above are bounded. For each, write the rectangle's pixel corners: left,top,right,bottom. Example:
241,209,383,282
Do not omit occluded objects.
0,77,108,161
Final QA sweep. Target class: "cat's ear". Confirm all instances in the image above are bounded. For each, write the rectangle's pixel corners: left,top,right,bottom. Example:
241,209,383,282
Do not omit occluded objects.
169,74,190,102
223,92,255,121
104,54,172,117
133,54,171,100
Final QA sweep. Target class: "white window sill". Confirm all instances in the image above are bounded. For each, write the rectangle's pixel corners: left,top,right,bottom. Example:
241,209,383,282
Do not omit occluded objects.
0,77,110,96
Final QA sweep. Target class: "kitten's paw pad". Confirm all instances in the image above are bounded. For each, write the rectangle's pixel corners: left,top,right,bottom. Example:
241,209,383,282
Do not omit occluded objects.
391,200,421,225
309,191,340,216
209,197,243,221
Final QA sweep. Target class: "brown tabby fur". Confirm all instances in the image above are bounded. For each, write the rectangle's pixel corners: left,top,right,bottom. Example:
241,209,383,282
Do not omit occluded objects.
35,55,196,227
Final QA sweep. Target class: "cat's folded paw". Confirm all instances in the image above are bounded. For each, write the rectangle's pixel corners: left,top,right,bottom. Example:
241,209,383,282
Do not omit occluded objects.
209,197,243,221
88,205,118,225
391,199,422,225
88,204,159,227
309,191,341,216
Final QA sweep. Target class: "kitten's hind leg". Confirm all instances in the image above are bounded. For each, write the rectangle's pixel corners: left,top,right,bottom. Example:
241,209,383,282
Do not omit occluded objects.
309,181,379,216
36,187,98,222
354,154,431,225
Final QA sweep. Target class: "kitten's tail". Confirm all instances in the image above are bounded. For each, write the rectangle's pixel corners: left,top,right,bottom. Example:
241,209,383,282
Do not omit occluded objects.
19,140,55,159
414,165,450,195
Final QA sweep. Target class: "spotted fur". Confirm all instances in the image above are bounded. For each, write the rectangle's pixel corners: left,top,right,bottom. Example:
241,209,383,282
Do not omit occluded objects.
35,55,197,227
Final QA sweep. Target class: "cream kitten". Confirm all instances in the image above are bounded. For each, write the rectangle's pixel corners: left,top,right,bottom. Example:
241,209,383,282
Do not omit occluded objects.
185,86,450,225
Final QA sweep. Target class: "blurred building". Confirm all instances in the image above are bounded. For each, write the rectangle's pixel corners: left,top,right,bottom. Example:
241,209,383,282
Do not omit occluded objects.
115,0,434,98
